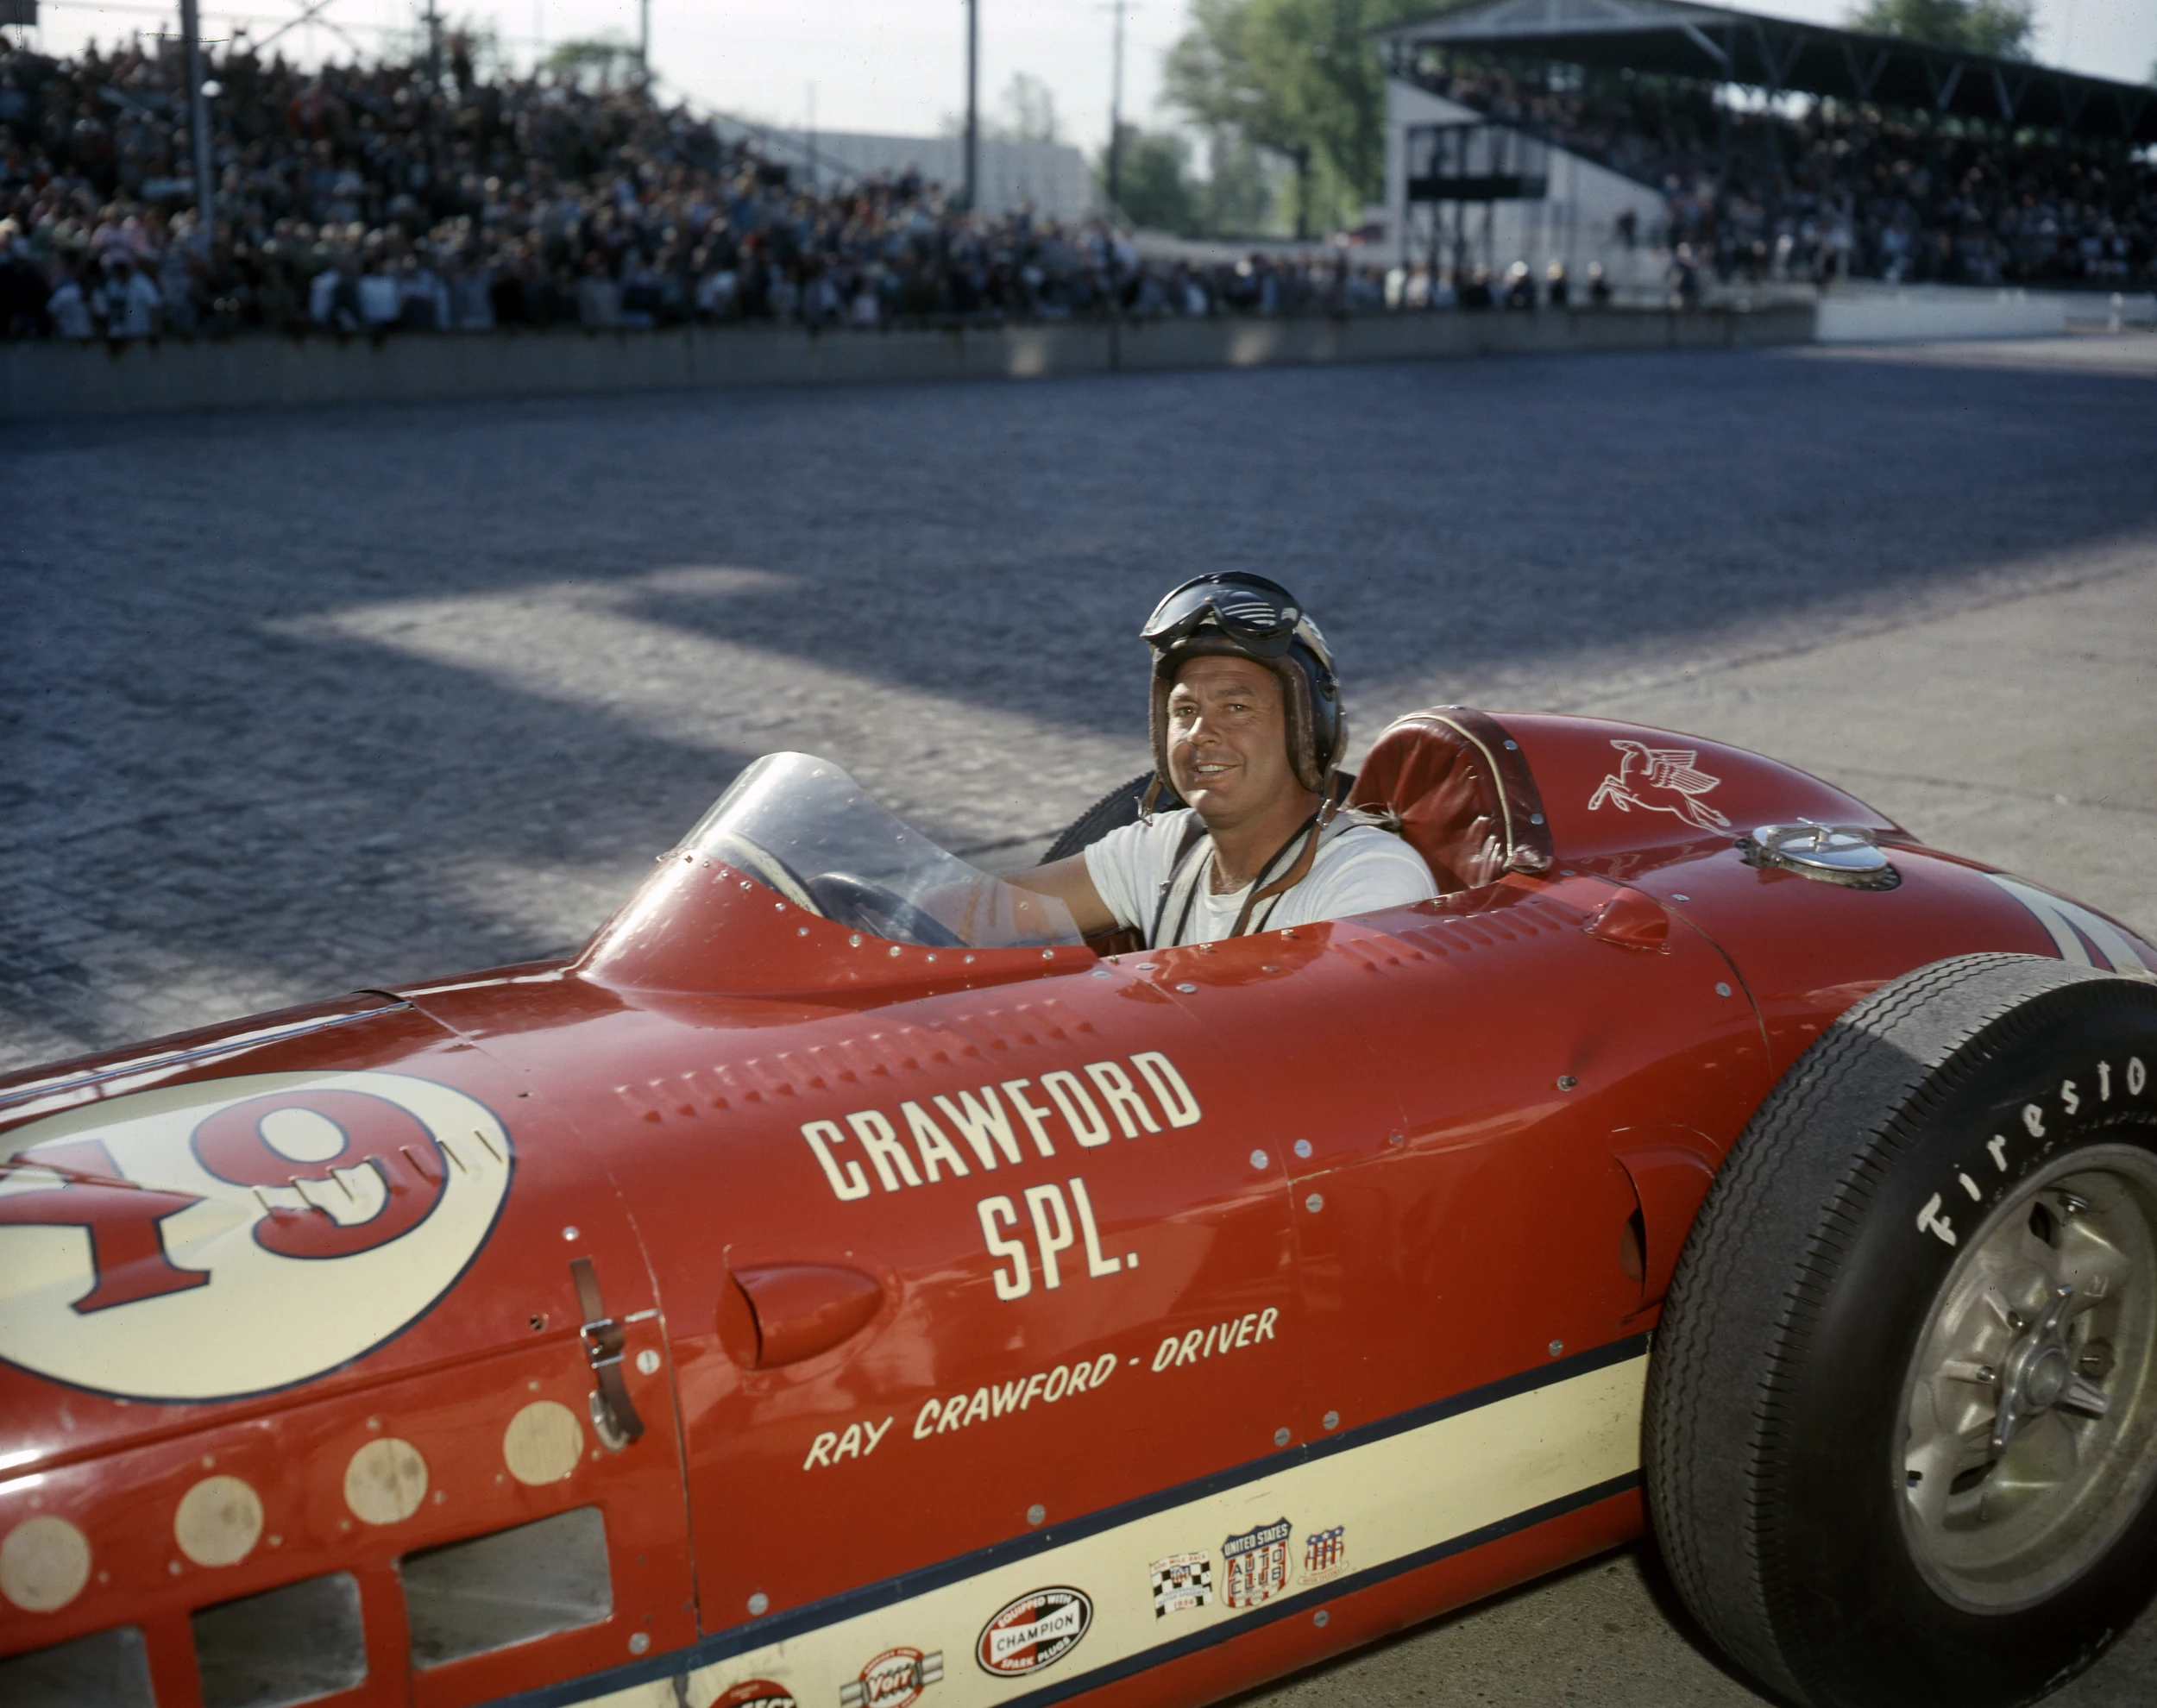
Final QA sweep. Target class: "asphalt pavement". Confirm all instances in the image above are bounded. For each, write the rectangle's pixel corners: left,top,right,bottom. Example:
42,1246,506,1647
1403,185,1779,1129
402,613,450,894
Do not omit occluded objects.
4,332,2155,1704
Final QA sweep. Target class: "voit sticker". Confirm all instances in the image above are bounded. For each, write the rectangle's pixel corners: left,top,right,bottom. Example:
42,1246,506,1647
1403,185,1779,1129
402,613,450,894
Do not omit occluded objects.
1222,1517,1292,1609
977,1586,1091,1678
0,1071,513,1401
839,1648,941,1708
1149,1552,1212,1618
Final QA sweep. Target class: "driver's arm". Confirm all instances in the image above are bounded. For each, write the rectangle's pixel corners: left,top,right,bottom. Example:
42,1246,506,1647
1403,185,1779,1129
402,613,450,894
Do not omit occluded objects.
1006,854,1118,937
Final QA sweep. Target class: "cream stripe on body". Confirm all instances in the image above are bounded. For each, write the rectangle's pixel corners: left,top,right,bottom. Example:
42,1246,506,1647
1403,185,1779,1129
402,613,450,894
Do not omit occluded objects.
576,1354,1645,1708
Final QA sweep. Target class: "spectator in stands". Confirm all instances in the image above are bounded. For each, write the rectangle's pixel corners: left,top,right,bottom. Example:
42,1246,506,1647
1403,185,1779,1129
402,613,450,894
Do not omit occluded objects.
97,250,160,337
45,259,92,337
1587,261,1612,307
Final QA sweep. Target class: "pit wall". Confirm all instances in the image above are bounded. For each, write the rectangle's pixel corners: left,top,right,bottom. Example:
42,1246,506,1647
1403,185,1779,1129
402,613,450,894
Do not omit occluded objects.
3,304,1815,420
1814,279,2157,343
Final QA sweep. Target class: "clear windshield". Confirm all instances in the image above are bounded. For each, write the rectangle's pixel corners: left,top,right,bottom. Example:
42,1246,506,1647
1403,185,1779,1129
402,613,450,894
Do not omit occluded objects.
681,753,1082,950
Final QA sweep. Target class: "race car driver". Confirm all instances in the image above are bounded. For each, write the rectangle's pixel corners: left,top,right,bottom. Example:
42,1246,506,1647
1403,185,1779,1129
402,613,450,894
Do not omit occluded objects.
1015,573,1437,947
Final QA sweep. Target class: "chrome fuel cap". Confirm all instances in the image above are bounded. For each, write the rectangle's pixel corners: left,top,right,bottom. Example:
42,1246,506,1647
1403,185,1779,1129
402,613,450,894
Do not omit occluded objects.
1739,822,1901,889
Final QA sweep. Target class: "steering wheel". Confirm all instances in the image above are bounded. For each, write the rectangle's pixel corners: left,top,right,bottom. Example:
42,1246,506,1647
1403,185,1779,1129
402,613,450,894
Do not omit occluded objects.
808,872,965,948
703,833,822,915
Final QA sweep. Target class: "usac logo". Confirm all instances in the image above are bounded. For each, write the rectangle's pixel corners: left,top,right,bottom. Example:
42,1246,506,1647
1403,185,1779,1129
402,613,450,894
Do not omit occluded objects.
0,1071,513,1401
977,1586,1092,1678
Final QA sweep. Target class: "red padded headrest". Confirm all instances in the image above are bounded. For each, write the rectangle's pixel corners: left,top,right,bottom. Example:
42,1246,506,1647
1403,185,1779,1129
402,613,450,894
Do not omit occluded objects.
1347,708,1554,893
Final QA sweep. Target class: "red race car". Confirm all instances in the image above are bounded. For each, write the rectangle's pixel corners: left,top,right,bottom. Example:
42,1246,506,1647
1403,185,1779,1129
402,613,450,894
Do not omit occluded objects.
4,709,2154,1708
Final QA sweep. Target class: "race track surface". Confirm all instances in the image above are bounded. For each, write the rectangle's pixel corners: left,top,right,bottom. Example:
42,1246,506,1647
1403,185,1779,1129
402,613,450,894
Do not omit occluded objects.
4,333,2155,1704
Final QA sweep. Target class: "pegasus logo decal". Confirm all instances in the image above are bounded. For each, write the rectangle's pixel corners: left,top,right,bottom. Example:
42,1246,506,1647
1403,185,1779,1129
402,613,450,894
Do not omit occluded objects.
1588,740,1730,831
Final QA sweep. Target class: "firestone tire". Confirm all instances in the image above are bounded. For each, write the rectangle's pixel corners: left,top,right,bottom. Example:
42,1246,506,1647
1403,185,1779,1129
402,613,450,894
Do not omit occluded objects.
1645,952,2157,1708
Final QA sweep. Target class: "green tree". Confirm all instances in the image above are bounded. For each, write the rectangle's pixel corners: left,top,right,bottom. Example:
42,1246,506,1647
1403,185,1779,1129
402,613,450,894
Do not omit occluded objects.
1198,129,1277,235
1101,124,1201,233
1846,0,2034,59
543,35,642,89
1164,0,1410,237
940,73,1064,143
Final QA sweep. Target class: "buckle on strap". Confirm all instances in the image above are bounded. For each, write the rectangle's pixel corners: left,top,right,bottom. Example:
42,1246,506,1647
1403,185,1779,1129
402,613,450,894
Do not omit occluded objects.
570,1255,646,1451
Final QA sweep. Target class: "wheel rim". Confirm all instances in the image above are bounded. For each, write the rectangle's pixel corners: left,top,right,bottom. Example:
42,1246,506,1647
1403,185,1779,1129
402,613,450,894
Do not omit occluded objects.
1898,1145,2157,1612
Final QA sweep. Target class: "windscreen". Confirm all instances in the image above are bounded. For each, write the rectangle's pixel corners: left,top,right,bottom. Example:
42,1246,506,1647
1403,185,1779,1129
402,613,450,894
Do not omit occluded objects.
681,753,1082,951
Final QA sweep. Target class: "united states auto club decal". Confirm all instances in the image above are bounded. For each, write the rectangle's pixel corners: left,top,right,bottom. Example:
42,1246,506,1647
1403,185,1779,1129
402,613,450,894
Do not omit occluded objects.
1223,1517,1292,1608
977,1586,1093,1678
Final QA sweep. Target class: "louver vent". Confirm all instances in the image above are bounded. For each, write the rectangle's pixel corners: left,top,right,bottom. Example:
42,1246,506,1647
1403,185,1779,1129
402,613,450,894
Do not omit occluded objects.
0,1624,154,1708
192,1573,367,1708
402,1505,612,1668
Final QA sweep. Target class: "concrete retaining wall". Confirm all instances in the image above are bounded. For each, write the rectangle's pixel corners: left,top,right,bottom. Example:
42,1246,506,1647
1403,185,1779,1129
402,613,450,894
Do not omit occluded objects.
2,303,1816,419
1814,281,2157,343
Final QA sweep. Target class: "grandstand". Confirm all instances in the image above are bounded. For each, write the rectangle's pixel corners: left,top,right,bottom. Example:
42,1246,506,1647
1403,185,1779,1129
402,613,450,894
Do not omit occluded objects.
0,32,1392,344
1376,0,2157,295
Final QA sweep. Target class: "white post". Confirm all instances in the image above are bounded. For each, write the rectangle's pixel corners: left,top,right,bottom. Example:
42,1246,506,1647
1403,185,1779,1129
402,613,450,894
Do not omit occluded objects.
180,0,215,248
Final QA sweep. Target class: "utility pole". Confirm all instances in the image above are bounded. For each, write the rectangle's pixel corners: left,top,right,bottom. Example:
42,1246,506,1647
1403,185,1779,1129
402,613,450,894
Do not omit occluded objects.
807,82,818,194
179,0,216,248
638,0,650,78
1106,0,1125,221
963,0,978,212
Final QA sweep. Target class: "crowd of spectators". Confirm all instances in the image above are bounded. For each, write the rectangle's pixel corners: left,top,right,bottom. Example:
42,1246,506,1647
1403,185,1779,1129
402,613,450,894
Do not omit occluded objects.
1418,60,2157,290
0,33,1415,342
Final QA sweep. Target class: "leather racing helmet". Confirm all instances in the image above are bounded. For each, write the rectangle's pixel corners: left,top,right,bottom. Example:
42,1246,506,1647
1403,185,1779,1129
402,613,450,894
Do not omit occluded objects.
1142,572,1345,798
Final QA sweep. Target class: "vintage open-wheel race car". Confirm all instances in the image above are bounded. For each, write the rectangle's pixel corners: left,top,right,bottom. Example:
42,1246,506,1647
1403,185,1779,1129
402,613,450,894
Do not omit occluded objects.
3,707,2154,1708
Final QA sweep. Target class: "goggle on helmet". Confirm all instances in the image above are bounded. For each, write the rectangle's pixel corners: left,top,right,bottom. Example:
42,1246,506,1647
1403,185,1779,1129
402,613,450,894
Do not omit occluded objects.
1142,573,1344,798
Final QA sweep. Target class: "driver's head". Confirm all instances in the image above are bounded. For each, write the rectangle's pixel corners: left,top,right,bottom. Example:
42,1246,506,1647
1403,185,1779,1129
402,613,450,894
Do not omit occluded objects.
1142,573,1343,806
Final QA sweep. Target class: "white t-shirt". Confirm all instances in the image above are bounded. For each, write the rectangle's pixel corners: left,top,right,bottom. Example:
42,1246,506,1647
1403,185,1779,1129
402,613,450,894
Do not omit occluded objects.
1084,808,1439,947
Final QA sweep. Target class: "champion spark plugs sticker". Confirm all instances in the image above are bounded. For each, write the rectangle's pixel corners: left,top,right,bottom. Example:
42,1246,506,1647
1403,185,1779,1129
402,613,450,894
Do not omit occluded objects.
976,1586,1091,1677
0,1071,513,1400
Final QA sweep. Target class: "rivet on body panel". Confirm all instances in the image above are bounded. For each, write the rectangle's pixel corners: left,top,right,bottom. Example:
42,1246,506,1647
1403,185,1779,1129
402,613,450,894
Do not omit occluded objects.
1322,1410,1340,1431
748,1592,770,1616
1315,1610,1331,1627
1716,983,1733,997
1027,1504,1047,1527
1273,1428,1292,1447
1672,894,1690,901
1176,983,1198,994
1549,1341,1565,1357
1305,1194,1324,1214
1250,1150,1270,1170
629,1633,651,1655
562,1226,579,1241
1556,1076,1578,1091
1293,1140,1313,1159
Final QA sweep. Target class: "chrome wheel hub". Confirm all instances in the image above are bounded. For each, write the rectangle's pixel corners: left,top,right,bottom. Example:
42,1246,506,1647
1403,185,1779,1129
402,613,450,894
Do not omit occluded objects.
1899,1147,2157,1611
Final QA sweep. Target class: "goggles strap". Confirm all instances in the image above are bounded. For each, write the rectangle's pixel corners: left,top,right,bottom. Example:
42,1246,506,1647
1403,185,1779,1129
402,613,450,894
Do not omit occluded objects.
1229,811,1324,939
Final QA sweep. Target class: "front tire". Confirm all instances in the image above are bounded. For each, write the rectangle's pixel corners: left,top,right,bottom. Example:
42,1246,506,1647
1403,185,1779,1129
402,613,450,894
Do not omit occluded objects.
1645,953,2157,1708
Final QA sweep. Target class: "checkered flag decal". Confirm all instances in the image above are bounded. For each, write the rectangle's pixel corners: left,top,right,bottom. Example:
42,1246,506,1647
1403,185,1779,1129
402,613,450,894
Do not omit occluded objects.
1149,1552,1213,1618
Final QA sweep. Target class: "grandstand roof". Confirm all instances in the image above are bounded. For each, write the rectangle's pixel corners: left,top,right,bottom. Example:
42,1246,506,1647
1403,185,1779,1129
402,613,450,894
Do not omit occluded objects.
1375,0,2156,143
